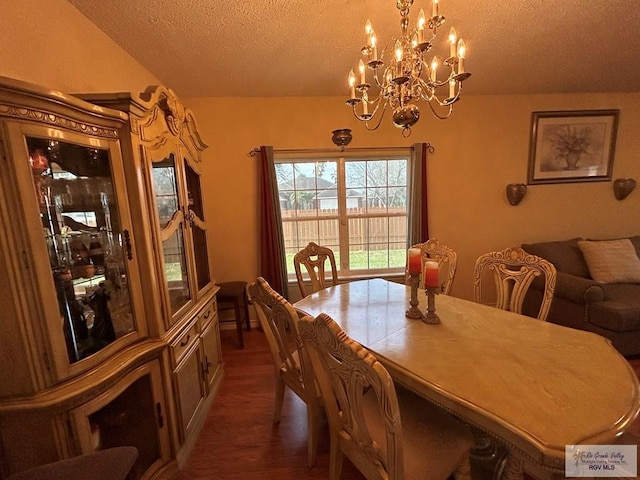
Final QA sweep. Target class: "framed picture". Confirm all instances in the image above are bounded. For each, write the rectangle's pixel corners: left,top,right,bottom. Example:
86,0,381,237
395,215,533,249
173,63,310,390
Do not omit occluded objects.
527,109,619,184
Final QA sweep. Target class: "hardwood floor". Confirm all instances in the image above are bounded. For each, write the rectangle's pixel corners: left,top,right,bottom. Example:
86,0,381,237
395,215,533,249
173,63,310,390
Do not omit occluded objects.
176,328,640,480
175,328,366,479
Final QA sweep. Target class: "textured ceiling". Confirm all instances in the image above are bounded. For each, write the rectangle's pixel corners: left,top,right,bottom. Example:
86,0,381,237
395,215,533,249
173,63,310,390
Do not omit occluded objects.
67,0,640,98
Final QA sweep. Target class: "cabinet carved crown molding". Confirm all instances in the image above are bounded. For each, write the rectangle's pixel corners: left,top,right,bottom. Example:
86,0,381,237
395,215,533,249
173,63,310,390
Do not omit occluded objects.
136,86,207,162
0,103,120,139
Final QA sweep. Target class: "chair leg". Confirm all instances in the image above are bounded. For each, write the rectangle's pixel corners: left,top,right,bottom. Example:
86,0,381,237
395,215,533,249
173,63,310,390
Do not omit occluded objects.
242,289,251,331
305,400,320,467
233,300,244,349
273,377,285,424
329,433,343,480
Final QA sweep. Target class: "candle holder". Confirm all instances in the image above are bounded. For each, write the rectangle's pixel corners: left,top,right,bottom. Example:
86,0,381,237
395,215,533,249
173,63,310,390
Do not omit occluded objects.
423,286,441,324
405,272,425,320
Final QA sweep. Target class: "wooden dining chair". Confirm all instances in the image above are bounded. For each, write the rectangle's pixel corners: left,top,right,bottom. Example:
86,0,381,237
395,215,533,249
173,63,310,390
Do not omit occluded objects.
248,276,321,467
299,312,473,480
293,242,338,298
473,246,557,321
409,238,458,294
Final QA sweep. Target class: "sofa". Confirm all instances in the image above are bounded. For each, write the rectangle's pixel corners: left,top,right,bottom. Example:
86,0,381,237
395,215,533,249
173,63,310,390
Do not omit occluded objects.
521,236,640,357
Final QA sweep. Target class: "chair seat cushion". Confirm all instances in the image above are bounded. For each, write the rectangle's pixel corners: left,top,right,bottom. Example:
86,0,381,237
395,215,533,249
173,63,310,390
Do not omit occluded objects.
363,384,473,480
6,446,138,480
589,284,640,332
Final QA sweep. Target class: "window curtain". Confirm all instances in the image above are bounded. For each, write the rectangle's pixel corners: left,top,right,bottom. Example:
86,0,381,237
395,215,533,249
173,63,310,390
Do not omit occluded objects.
257,146,289,299
407,142,429,247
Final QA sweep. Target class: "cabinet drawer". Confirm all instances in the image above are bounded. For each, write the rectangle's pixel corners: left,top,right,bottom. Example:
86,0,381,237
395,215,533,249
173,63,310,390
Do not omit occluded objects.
171,323,199,365
198,298,218,330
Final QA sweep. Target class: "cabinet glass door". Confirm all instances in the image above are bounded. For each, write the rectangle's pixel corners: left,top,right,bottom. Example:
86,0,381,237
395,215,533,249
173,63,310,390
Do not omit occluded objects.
87,373,160,479
70,361,168,480
151,154,191,316
184,160,210,292
27,137,135,364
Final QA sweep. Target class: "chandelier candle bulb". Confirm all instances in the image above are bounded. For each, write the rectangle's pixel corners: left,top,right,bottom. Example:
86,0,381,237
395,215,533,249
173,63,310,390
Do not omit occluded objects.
359,60,366,84
449,27,457,58
449,79,455,99
424,261,439,288
395,40,403,72
430,56,438,82
457,39,466,73
365,20,379,62
349,70,356,99
418,9,426,43
370,30,378,61
365,19,372,36
408,248,422,274
432,0,439,18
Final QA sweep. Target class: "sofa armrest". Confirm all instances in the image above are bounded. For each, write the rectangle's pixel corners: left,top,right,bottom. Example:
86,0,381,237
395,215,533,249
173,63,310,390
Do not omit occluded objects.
553,271,605,304
583,284,606,303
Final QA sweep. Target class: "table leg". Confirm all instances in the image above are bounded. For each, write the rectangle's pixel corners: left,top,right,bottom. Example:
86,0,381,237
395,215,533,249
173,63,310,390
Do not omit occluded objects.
467,428,508,480
499,452,524,480
455,453,472,480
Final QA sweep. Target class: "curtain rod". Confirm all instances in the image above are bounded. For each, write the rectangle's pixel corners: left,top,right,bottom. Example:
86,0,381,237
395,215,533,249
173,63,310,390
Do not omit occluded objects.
249,145,429,156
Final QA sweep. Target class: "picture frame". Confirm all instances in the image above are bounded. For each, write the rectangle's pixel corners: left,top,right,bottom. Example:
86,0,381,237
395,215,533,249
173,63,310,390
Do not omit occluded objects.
527,109,619,184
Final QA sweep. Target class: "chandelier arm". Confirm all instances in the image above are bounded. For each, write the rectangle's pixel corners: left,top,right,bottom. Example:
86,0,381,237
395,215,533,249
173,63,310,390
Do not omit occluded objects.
371,67,389,90
360,88,385,106
425,99,454,120
351,97,386,124
432,76,455,88
363,103,389,131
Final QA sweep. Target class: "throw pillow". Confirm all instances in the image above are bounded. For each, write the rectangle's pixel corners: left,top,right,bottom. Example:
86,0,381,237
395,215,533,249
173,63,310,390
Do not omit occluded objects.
578,239,640,284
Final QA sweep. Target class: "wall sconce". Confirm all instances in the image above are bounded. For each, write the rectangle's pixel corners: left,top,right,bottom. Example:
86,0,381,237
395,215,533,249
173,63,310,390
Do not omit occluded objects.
331,129,352,148
613,178,636,201
506,183,527,206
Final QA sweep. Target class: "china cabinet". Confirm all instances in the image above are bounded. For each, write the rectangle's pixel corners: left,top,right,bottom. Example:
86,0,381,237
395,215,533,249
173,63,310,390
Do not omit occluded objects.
0,76,222,478
79,86,223,463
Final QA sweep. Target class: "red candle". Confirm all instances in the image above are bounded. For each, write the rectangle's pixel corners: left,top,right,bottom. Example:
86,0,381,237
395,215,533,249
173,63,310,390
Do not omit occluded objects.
407,248,422,274
424,260,439,288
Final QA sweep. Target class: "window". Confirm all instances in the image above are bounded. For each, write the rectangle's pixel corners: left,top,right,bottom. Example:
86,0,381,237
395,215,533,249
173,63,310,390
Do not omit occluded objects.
274,148,410,279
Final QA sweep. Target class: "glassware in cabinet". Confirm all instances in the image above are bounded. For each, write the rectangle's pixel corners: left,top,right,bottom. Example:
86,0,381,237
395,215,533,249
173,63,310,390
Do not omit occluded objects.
26,136,137,364
1,115,148,390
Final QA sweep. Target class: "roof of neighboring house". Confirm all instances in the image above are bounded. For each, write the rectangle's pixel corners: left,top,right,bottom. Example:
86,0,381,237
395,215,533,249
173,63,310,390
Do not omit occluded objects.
278,176,363,201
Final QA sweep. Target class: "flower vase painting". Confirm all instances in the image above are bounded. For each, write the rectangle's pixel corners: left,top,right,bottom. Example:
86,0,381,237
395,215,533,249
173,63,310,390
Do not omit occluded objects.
527,110,619,184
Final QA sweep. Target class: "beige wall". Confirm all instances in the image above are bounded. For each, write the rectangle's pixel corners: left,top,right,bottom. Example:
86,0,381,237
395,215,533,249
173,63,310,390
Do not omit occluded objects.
185,94,640,301
3,0,639,301
1,0,160,94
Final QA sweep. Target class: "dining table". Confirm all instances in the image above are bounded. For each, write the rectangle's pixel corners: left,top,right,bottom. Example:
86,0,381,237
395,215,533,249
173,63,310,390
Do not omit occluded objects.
294,278,640,480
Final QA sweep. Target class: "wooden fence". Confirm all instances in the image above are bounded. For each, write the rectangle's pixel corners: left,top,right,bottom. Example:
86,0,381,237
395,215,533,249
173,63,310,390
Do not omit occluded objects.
282,207,406,251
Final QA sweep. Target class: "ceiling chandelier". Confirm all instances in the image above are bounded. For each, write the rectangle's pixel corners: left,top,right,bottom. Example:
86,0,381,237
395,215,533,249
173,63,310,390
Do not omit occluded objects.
346,0,471,136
